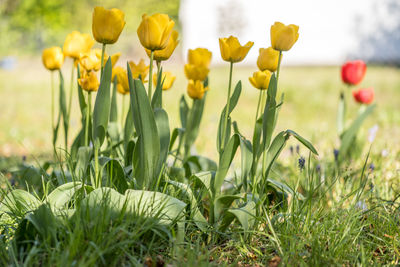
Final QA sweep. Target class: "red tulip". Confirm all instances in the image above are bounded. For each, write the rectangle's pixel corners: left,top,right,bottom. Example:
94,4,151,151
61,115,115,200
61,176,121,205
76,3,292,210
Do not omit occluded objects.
341,60,367,85
352,88,374,104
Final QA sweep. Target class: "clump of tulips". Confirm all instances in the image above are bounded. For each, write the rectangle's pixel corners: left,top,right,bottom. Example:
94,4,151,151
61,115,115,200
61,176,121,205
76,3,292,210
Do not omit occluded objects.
39,6,318,238
336,60,376,163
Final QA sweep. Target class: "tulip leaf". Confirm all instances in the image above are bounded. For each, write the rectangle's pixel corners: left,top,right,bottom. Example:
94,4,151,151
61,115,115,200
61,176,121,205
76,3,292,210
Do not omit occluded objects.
110,77,118,122
151,68,164,109
75,146,92,180
262,74,277,152
339,104,375,160
76,64,87,119
190,171,215,198
58,70,68,148
286,130,318,155
214,134,240,195
0,189,41,216
46,182,83,210
179,95,189,129
184,155,217,177
217,81,242,153
227,200,256,232
251,117,263,176
92,57,112,148
184,96,206,159
263,131,288,180
128,63,160,189
169,127,185,151
214,194,242,221
154,108,170,178
98,157,128,193
124,105,135,146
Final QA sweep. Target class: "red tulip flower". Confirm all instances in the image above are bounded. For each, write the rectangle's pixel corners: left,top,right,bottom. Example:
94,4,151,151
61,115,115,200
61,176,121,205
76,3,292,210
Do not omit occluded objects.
352,88,374,104
341,60,367,85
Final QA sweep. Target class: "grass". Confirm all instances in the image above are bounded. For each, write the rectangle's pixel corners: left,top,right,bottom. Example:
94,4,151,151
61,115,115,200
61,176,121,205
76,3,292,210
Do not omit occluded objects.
1,58,400,266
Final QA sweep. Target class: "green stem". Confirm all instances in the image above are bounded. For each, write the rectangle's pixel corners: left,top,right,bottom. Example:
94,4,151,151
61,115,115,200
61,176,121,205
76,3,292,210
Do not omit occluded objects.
148,50,154,100
94,145,99,188
100,43,106,78
85,92,91,146
51,71,55,142
276,51,282,86
221,61,234,152
254,90,263,125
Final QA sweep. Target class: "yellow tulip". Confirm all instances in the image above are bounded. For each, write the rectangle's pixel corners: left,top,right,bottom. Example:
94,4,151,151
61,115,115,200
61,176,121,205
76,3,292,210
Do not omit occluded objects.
219,36,254,63
92,7,126,44
145,30,179,62
42,47,64,71
63,31,95,59
187,80,208,100
153,71,176,91
249,70,272,90
128,59,150,82
184,64,209,81
79,49,102,72
257,47,280,72
78,71,99,92
270,22,299,51
137,13,175,51
113,66,130,94
188,48,212,67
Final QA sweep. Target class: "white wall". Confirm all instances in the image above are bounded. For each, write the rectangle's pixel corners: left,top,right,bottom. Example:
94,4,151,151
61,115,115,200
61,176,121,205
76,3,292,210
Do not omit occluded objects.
180,0,400,65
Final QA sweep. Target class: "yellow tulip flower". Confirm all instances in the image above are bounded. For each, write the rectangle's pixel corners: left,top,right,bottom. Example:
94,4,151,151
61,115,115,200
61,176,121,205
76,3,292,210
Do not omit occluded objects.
63,31,95,59
145,30,179,62
137,13,175,51
153,71,176,91
113,66,130,94
92,7,126,44
187,80,208,100
42,47,64,71
219,36,254,63
184,64,209,81
78,71,100,92
79,49,102,72
249,70,272,90
270,22,299,51
188,48,212,67
128,59,150,82
257,47,280,72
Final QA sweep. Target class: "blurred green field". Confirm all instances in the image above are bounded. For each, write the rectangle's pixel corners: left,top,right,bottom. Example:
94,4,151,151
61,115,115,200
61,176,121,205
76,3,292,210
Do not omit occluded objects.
1,59,399,161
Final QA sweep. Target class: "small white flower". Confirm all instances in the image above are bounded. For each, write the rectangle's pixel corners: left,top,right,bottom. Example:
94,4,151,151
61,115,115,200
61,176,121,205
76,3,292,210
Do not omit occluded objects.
368,124,379,143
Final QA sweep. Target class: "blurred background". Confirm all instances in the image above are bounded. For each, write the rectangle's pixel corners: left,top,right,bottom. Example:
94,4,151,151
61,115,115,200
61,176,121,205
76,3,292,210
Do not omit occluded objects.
0,0,399,161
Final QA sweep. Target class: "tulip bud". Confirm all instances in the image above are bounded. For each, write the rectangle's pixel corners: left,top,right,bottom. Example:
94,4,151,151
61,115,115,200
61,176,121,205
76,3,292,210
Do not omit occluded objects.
184,64,209,81
113,66,130,94
78,71,100,92
257,47,280,72
128,59,150,82
92,7,126,44
249,70,272,90
270,22,299,51
63,31,95,59
146,30,179,62
187,80,208,100
219,36,254,63
153,71,176,91
341,60,367,85
188,48,212,67
137,13,175,51
42,47,64,71
352,88,374,104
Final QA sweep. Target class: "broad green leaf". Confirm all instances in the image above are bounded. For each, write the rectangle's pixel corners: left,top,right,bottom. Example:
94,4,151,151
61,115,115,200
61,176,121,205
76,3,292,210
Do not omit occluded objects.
46,182,83,209
128,64,160,189
214,194,242,221
169,127,184,151
99,157,128,193
168,180,208,231
151,68,163,109
92,57,112,147
25,204,59,242
184,155,218,177
190,171,214,197
75,146,92,180
267,178,304,200
339,104,375,159
262,74,277,151
214,134,240,195
227,200,256,231
124,105,135,146
286,130,318,155
0,189,41,216
264,131,288,179
154,108,170,177
179,95,189,129
110,77,118,122
58,70,68,147
76,64,87,119
107,122,120,147
217,81,242,153
183,96,206,159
